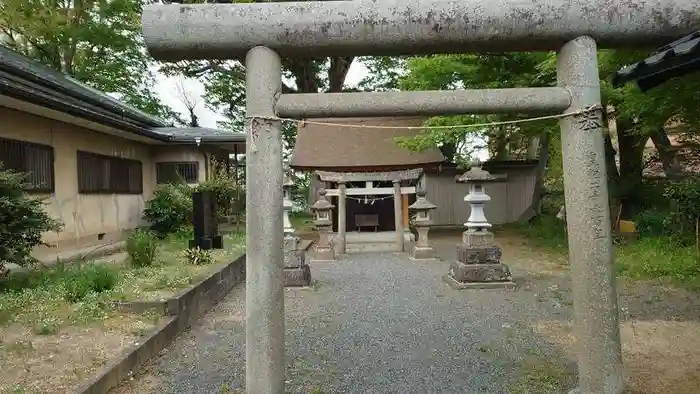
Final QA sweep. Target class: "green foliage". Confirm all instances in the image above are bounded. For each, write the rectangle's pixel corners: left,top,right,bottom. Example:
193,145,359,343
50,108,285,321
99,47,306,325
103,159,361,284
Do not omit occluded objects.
663,177,700,224
144,183,194,236
0,0,180,122
634,210,674,238
0,166,62,268
183,247,214,265
509,214,568,252
616,237,700,286
195,161,239,220
61,263,119,303
1,262,118,303
126,229,159,268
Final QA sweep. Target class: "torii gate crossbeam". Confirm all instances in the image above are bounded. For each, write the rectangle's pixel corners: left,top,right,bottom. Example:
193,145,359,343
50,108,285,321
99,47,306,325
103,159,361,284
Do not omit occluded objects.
142,2,700,394
143,0,700,60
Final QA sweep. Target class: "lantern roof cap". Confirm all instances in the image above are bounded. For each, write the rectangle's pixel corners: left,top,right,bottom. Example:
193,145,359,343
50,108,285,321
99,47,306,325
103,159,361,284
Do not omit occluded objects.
311,188,334,210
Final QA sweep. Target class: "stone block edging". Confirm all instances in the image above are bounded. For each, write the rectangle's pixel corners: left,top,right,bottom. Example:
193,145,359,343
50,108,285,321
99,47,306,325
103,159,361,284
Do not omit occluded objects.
78,254,246,394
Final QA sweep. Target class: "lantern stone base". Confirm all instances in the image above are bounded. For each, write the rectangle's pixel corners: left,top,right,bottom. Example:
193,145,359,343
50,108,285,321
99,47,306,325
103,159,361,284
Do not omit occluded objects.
311,246,335,262
444,261,516,290
284,265,311,287
410,245,437,260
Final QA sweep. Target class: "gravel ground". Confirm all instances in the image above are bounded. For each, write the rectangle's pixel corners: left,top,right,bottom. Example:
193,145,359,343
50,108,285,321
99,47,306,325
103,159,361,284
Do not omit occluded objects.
113,238,576,394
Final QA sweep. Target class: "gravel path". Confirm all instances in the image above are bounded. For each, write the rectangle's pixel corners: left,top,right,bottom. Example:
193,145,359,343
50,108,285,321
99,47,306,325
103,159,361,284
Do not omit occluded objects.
113,241,575,394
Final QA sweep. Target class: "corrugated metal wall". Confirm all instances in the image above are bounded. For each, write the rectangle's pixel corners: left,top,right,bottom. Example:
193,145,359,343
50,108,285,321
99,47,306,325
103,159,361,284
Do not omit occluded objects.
424,167,537,226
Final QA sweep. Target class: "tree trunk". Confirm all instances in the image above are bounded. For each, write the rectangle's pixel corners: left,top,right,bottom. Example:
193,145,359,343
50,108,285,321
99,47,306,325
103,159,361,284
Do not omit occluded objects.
649,127,684,179
616,120,646,217
519,132,549,221
527,135,540,159
491,126,509,160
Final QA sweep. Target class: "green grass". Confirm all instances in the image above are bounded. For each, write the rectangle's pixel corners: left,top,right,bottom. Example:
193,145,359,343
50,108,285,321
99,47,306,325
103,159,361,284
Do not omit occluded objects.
616,236,700,288
500,214,568,252
511,214,700,289
0,230,246,332
290,212,315,233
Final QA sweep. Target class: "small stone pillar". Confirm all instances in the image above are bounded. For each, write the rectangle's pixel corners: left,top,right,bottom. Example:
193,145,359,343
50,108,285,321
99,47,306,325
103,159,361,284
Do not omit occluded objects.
393,180,404,252
311,189,335,261
282,166,295,235
408,187,437,260
282,169,310,286
444,163,515,289
336,181,347,254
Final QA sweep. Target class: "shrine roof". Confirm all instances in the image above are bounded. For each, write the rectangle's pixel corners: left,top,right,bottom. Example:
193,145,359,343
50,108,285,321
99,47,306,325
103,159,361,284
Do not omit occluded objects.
290,117,446,172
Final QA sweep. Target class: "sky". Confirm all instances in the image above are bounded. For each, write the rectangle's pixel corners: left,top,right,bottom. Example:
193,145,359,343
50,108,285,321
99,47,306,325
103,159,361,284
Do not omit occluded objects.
152,61,370,128
152,61,488,161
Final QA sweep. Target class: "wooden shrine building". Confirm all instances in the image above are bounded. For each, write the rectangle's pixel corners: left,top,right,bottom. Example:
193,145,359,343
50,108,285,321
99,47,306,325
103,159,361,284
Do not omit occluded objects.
290,117,445,251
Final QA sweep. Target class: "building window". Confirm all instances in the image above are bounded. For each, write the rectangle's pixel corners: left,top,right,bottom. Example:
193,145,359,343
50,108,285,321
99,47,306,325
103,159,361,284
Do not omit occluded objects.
0,137,54,192
156,161,199,184
77,151,143,194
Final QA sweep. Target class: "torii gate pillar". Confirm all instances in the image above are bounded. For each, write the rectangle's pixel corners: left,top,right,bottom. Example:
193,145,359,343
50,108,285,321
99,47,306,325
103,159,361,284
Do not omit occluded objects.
557,36,623,394
142,1,700,393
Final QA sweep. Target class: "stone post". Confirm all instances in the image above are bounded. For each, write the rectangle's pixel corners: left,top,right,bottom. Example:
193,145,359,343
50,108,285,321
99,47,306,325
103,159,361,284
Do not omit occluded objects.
311,189,335,261
244,46,284,393
444,163,515,289
282,164,295,235
393,180,404,252
336,181,347,254
408,187,437,260
558,36,623,394
282,166,310,287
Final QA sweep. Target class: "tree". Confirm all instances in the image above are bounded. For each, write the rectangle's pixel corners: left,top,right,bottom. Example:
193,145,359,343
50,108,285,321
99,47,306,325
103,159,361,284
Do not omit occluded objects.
175,79,201,127
0,0,179,122
159,0,356,148
356,53,558,218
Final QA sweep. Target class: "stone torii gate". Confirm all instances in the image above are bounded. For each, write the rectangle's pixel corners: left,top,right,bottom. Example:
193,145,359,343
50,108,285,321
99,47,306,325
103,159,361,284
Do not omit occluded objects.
142,1,700,393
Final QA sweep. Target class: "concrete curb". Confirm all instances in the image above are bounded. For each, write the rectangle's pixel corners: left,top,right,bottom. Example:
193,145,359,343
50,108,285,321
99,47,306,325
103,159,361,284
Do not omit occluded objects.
78,254,246,394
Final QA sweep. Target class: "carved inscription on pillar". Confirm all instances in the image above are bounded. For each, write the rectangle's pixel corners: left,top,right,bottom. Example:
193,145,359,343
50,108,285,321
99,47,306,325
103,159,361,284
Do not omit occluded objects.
575,106,607,240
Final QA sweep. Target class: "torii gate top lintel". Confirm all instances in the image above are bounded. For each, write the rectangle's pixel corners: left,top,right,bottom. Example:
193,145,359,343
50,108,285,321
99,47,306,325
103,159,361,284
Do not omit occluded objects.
143,0,700,61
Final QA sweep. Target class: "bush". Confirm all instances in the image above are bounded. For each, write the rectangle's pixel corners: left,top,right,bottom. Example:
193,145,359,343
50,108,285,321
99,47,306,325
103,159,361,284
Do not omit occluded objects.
195,162,239,221
634,209,675,238
183,247,214,265
144,183,193,236
0,166,62,269
126,229,159,268
61,263,118,302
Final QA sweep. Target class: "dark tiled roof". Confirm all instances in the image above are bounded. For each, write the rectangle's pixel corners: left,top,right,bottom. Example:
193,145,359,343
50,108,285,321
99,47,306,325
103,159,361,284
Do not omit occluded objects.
0,45,238,144
613,31,700,92
0,45,167,127
290,117,446,172
152,127,245,142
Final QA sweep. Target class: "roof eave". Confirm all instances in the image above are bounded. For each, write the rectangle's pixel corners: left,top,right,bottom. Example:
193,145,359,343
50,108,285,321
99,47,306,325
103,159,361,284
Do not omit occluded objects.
0,78,173,143
0,45,168,128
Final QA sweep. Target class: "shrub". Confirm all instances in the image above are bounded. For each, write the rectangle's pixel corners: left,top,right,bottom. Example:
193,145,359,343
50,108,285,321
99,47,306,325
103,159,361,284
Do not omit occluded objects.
144,182,193,236
126,229,159,268
62,264,118,303
195,160,240,220
0,166,62,270
184,247,214,265
634,209,675,238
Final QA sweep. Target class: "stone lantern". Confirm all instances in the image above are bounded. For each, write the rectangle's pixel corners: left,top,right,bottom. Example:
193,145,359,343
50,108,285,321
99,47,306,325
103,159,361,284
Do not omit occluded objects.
310,188,335,261
282,165,295,235
408,186,437,259
444,162,515,289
